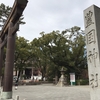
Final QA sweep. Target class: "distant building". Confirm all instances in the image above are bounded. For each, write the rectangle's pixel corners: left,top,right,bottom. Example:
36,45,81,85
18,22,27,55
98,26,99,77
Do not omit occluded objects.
13,67,42,81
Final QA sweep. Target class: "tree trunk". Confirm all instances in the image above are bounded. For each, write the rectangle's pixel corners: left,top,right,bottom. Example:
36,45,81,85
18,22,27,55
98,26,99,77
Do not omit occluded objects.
17,70,21,81
55,71,58,84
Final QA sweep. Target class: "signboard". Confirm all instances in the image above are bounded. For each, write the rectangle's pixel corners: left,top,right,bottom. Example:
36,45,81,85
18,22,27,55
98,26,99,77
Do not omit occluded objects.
70,73,75,82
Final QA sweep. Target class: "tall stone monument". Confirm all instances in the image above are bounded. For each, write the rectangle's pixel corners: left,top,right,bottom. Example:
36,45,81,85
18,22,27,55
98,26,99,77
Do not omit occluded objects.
84,5,100,100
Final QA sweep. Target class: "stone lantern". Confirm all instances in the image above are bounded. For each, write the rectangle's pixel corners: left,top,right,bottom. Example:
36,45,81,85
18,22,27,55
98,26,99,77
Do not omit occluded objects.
56,67,67,87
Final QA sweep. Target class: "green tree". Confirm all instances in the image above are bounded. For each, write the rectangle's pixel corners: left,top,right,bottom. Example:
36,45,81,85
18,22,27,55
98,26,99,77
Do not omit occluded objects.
0,3,11,29
31,30,70,82
66,26,87,78
14,36,31,79
31,26,87,81
30,37,48,80
0,3,25,30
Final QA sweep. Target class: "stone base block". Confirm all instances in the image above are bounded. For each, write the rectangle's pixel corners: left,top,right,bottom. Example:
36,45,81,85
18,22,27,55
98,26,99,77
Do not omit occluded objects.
0,92,13,100
1,92,12,99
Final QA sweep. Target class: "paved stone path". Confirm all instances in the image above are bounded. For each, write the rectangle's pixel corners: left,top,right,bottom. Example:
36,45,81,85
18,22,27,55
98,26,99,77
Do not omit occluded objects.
12,84,90,100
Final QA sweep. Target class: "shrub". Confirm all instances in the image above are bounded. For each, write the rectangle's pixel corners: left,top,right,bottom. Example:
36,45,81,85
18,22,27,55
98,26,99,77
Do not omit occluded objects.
76,79,89,85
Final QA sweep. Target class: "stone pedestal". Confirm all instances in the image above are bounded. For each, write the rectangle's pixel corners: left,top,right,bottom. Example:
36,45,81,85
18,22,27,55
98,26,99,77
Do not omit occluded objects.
0,91,13,100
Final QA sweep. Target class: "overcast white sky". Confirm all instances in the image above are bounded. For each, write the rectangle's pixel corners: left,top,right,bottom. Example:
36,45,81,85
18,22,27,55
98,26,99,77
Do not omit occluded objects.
0,0,100,41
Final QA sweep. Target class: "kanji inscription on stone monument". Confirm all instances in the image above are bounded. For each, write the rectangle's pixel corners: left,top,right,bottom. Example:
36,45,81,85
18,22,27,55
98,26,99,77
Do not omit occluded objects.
86,29,95,44
84,5,100,100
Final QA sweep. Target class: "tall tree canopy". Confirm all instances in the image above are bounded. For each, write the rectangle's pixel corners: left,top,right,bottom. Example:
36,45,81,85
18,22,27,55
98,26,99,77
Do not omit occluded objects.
14,36,32,78
30,26,87,80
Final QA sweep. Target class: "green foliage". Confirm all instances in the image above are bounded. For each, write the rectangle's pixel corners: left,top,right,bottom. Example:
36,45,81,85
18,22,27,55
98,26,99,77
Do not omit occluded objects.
0,3,87,81
30,26,87,80
0,3,25,30
0,3,11,29
76,79,89,85
15,36,31,71
2,25,86,80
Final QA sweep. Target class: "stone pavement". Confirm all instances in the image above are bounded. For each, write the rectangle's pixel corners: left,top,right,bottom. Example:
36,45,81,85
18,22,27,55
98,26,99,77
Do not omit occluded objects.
12,84,90,100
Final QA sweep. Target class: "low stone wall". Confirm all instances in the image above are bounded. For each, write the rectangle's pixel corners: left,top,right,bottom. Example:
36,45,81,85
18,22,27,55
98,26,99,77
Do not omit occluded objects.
13,80,54,86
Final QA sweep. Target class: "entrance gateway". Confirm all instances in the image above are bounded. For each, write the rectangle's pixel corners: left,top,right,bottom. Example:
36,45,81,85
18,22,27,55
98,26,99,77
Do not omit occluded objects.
0,0,28,99
84,5,100,100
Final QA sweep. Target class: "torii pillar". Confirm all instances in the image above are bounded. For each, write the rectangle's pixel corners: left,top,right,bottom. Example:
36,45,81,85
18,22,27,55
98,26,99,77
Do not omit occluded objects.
0,44,3,87
1,22,19,99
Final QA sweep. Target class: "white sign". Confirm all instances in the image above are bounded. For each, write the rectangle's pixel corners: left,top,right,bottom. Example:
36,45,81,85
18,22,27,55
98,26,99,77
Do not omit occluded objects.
70,73,75,82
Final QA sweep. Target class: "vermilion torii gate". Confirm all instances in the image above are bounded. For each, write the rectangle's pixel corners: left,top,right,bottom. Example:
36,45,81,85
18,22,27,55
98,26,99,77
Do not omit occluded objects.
0,0,28,99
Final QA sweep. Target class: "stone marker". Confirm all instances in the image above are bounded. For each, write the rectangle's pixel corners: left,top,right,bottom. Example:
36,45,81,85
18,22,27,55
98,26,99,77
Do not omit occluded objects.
16,95,19,100
84,5,100,100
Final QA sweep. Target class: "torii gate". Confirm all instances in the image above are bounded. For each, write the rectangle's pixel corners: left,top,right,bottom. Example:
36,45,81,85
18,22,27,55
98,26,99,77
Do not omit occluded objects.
0,0,28,99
